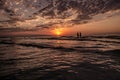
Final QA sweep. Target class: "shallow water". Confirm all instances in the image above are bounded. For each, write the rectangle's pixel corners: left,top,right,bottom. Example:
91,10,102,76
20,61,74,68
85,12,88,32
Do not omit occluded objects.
0,37,120,80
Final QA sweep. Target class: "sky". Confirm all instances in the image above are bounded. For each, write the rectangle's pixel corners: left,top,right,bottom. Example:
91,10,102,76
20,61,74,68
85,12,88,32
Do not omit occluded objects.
0,0,120,36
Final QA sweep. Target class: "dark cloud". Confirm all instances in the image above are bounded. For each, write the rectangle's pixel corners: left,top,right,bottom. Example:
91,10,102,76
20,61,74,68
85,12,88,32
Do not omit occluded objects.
0,0,120,32
0,27,38,32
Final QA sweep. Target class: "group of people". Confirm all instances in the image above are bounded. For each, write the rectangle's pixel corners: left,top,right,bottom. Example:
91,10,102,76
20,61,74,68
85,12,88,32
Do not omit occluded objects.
77,32,82,38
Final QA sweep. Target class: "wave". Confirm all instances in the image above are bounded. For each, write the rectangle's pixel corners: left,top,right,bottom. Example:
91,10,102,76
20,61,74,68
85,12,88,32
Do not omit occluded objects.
18,43,76,52
1,40,120,56
0,36,120,57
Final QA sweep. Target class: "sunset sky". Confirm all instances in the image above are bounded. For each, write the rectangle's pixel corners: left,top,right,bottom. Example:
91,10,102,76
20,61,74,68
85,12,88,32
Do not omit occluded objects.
0,0,120,36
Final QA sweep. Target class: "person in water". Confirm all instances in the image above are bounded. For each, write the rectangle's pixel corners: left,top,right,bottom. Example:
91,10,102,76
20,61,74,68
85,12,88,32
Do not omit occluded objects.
79,32,82,38
77,32,82,38
77,32,79,38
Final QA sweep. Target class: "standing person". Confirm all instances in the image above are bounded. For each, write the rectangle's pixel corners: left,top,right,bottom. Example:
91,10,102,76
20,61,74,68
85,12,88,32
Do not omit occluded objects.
77,32,79,38
79,32,82,38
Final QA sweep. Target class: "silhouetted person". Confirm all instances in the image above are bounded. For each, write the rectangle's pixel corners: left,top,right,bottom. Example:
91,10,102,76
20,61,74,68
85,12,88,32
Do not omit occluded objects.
79,32,82,38
77,32,79,38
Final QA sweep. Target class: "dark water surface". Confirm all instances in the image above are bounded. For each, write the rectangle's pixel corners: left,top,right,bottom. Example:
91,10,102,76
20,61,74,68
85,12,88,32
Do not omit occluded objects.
0,37,120,80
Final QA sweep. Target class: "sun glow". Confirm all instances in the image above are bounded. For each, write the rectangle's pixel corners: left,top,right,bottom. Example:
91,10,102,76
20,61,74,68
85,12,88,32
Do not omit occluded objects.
56,30,61,35
53,28,63,36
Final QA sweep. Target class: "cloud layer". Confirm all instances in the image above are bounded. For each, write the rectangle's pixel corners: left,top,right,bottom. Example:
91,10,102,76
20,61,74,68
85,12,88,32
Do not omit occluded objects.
0,0,120,31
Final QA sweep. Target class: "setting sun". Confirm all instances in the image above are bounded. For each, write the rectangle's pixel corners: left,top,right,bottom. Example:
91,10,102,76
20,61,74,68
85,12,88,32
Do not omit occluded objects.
56,30,61,35
52,28,63,36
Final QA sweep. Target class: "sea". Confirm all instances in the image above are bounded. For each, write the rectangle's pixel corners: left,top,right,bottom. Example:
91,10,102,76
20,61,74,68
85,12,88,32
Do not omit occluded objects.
0,35,120,80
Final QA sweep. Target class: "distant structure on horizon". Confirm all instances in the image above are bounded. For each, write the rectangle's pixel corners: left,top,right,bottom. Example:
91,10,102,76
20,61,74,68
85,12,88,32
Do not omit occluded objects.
77,32,82,38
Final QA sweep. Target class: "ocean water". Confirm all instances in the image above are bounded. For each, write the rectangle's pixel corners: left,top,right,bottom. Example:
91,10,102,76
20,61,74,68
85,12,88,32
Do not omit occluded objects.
0,36,120,80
